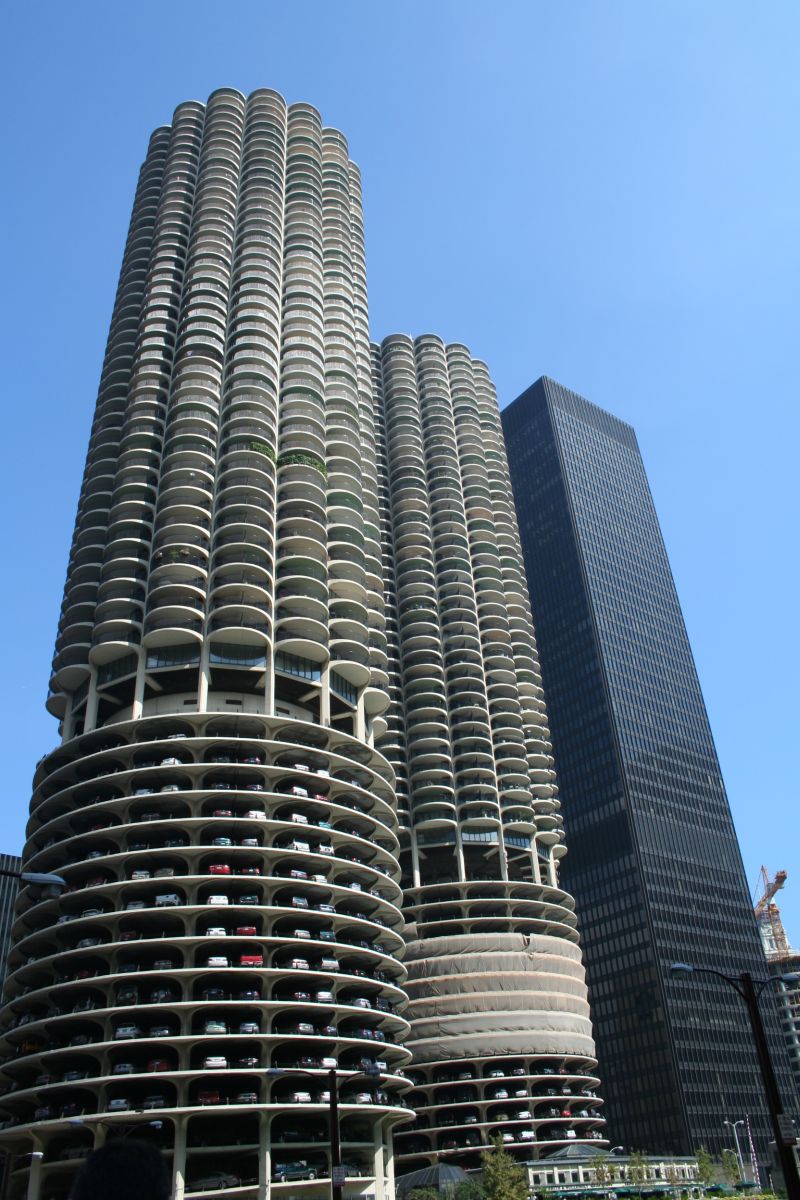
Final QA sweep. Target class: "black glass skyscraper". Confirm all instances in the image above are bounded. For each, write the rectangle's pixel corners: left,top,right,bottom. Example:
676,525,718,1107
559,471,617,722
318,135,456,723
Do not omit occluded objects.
502,377,797,1159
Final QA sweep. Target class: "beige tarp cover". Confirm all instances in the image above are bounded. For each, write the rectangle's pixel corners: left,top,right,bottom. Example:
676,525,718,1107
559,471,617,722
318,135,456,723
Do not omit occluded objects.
401,932,597,1064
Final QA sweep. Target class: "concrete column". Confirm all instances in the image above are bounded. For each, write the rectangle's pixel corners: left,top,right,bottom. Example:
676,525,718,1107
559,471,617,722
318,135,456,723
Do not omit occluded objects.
410,837,421,890
320,662,331,727
172,1116,187,1200
197,640,210,714
384,1123,396,1200
131,649,148,720
25,1145,44,1200
530,843,542,885
454,827,466,882
496,829,509,882
257,1112,270,1200
354,690,366,742
83,666,100,732
264,647,275,716
372,1121,386,1200
61,696,75,743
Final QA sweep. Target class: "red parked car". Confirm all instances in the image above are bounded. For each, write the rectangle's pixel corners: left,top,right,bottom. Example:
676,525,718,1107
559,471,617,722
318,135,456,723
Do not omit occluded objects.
207,864,232,875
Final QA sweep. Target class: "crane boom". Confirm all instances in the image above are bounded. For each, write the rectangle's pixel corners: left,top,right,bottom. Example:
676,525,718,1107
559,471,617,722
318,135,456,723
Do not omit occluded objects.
754,865,787,918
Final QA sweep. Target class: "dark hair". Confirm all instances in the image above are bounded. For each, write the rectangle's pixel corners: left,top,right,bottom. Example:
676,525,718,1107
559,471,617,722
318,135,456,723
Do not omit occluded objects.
69,1139,171,1200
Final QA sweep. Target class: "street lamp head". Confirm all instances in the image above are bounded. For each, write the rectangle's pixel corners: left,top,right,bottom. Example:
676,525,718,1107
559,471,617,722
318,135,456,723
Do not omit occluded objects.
20,871,67,892
778,972,800,985
670,962,695,975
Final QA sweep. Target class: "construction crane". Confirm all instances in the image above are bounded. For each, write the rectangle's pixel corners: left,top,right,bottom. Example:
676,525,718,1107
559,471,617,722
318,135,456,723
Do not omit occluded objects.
754,866,790,959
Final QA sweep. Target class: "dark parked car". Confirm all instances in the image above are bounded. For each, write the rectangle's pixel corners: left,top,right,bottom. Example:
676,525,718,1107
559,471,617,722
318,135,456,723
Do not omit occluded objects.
272,1162,322,1182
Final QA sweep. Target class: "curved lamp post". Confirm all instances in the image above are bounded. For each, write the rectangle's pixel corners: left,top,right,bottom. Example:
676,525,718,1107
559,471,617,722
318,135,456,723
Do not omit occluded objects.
671,962,799,1200
723,1119,745,1178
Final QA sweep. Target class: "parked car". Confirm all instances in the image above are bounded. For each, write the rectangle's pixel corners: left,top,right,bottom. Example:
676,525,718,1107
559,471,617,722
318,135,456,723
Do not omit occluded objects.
272,1162,320,1182
113,1024,141,1040
190,1173,240,1192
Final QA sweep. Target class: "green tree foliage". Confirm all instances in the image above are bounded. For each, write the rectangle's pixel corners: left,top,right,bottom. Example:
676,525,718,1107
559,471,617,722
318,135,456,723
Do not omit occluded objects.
721,1150,740,1187
627,1151,649,1198
453,1181,487,1200
481,1136,530,1200
407,1189,439,1200
694,1146,716,1187
591,1154,613,1187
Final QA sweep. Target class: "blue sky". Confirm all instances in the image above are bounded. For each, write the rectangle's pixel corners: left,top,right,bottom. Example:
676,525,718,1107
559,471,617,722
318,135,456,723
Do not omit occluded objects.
2,1,798,936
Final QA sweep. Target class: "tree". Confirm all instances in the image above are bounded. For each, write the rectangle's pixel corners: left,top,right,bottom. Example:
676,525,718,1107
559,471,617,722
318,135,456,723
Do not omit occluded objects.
481,1136,530,1200
721,1150,740,1188
453,1182,487,1200
407,1190,439,1200
627,1151,649,1198
592,1154,613,1187
663,1163,682,1193
694,1146,716,1188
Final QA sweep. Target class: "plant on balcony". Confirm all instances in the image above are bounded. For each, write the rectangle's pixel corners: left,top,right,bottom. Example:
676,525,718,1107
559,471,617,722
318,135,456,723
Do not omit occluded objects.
277,451,327,478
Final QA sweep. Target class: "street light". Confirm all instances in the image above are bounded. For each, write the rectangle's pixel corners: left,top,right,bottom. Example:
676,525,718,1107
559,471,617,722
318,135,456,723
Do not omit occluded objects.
723,1120,745,1179
266,1064,382,1200
671,962,800,1200
0,869,66,893
67,1117,164,1138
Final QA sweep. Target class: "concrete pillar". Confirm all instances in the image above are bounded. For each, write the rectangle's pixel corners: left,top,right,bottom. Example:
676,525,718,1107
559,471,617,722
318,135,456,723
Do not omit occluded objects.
131,649,148,721
61,697,75,743
354,690,366,742
197,640,210,714
264,647,275,717
320,661,331,727
530,843,542,885
454,828,466,882
172,1116,187,1200
410,837,421,890
25,1145,44,1200
257,1112,270,1200
496,829,509,883
372,1121,386,1200
83,666,100,732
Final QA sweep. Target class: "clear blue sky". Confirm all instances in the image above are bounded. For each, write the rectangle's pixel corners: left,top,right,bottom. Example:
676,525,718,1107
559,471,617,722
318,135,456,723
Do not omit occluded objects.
2,1,798,935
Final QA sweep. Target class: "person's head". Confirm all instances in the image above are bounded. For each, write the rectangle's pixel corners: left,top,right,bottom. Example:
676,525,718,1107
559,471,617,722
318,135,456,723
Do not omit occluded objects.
69,1138,171,1200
